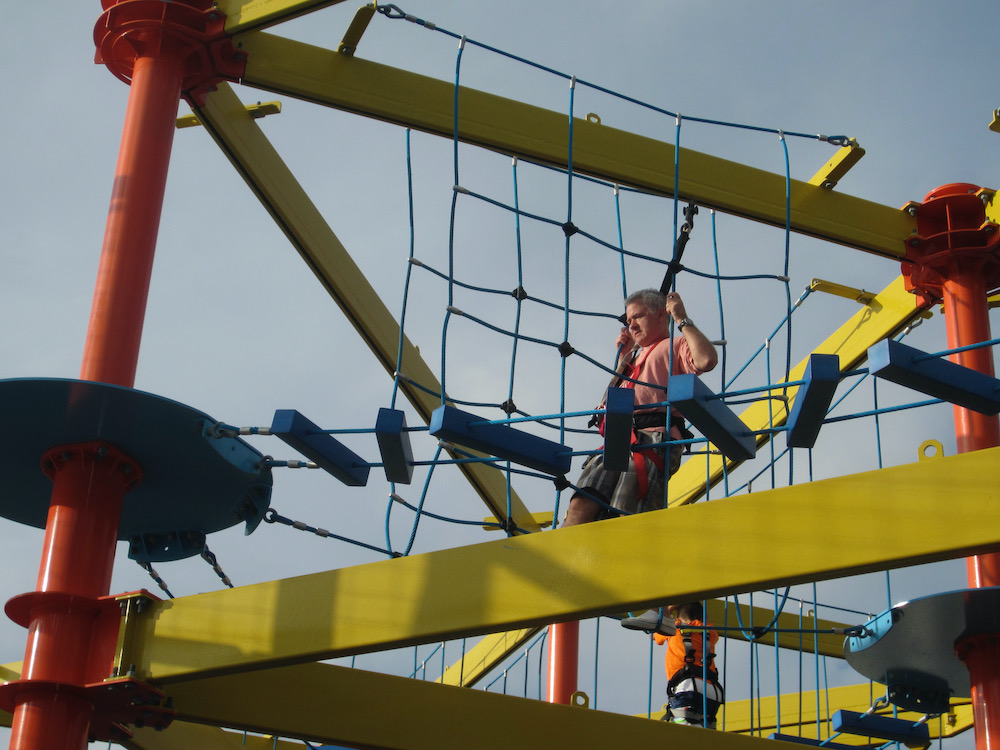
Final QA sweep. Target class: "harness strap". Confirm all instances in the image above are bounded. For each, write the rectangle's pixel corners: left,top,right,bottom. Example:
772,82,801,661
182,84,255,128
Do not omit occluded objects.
631,434,665,499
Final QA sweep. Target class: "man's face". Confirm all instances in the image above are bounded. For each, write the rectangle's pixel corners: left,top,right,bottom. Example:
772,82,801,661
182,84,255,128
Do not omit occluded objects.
625,301,666,347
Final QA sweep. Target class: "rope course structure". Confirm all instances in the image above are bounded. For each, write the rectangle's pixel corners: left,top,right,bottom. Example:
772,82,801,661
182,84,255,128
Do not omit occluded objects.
2,3,1000,750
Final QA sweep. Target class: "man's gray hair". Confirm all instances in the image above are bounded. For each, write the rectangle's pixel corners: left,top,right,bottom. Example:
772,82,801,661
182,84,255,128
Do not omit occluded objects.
624,288,665,312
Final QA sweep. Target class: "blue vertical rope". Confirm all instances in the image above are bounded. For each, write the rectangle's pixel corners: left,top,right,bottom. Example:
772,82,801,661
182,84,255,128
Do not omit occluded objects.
553,75,577,528
504,156,527,534
614,185,628,299
593,617,601,709
441,35,468,403
710,210,731,498
778,131,794,489
392,129,418,410
647,626,655,719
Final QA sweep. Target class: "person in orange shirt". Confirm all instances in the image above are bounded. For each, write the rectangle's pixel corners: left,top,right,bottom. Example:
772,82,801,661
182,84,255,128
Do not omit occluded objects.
651,602,725,728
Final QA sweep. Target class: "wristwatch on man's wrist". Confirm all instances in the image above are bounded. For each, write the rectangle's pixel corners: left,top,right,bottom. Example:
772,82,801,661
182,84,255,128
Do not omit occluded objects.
676,317,694,330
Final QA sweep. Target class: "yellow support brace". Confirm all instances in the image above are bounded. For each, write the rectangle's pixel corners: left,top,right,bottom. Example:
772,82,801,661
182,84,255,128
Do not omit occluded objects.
234,31,915,259
808,278,877,304
176,101,281,129
808,138,865,190
337,2,376,56
122,445,1000,683
192,83,541,533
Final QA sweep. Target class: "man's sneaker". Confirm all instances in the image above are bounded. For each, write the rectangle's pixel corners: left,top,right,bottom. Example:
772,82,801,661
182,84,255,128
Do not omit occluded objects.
620,609,676,636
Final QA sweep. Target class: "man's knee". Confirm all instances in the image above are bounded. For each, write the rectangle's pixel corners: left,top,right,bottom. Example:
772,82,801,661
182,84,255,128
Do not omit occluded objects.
563,494,601,526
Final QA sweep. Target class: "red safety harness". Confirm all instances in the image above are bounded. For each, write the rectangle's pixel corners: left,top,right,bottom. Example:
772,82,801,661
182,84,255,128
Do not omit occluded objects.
617,340,667,499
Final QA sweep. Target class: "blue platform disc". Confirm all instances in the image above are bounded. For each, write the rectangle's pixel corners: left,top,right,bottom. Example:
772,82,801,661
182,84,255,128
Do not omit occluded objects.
0,378,272,562
844,587,1000,713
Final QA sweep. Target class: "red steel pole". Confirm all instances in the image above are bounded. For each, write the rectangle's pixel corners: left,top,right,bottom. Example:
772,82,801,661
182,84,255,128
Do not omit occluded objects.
79,52,183,386
546,621,579,704
904,183,1000,750
7,38,184,750
942,272,1000,750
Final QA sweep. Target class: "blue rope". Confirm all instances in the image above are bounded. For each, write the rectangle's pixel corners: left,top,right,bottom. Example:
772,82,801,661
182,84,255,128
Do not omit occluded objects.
375,5,850,145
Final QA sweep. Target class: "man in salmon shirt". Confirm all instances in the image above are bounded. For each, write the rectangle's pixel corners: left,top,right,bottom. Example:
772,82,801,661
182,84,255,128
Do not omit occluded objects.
563,288,718,527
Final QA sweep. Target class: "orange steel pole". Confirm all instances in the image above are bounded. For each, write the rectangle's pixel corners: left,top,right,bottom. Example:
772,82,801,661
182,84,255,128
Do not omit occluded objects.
546,621,579,704
79,53,183,386
904,183,1000,750
943,272,1000,750
7,32,184,750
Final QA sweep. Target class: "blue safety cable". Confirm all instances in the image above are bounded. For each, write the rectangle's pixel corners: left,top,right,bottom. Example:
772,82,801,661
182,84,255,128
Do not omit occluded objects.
765,338,777,489
413,255,619,320
440,34,468,404
797,598,805,733
504,156,527,535
593,617,601,709
749,591,758,733
552,75,577,529
813,581,822,741
399,444,445,556
647,625,655,719
774,588,782,733
710,211,732,499
661,113,683,509
375,5,850,146
614,186,628,298
721,598,731,730
724,290,808,393
778,131,795,489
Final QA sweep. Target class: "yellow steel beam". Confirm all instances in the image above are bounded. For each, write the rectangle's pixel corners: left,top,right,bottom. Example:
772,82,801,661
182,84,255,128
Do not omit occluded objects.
706,600,848,658
217,0,348,33
164,661,786,750
126,445,1000,683
667,275,925,507
191,83,540,533
124,723,303,750
233,31,915,259
439,599,848,689
718,683,972,742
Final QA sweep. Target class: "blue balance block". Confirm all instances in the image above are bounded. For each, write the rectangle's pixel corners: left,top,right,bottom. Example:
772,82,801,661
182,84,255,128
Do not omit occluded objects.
430,405,571,477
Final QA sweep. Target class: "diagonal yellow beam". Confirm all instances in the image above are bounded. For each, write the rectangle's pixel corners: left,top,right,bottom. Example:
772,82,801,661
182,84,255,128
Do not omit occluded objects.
217,0,348,33
124,446,1000,683
668,275,925,507
234,31,915,259
442,600,850,689
439,627,541,687
164,661,788,750
191,83,540,533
